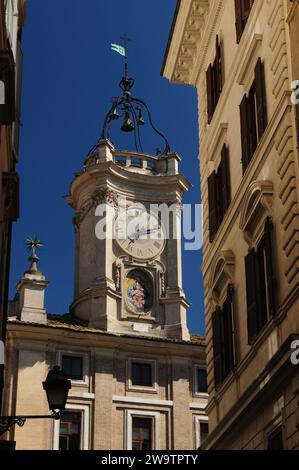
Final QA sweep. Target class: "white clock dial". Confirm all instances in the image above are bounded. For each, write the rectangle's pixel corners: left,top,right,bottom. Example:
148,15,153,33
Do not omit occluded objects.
114,207,165,260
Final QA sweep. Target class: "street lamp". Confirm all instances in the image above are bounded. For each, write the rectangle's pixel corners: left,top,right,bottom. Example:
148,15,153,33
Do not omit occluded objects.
43,366,71,415
0,366,71,436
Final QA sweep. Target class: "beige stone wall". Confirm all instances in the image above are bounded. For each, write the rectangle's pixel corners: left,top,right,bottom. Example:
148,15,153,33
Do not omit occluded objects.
162,0,299,449
288,0,299,80
3,323,207,450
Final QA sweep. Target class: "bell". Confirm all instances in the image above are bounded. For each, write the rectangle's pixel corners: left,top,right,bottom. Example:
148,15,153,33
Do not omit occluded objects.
121,111,134,132
110,106,119,120
137,108,145,126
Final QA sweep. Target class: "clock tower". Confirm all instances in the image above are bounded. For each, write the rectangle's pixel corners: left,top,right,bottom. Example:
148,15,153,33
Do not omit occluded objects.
65,60,191,341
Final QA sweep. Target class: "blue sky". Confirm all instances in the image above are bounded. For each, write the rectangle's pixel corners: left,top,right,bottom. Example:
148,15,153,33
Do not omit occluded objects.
9,0,205,334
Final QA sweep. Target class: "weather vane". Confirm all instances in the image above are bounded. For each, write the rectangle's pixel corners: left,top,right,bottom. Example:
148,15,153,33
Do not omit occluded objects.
88,35,171,156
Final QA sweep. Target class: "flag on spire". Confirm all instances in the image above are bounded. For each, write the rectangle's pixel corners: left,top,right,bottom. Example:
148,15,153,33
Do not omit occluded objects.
111,43,126,56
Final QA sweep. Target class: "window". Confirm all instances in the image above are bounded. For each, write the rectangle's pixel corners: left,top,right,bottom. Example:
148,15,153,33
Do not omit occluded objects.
195,367,208,394
206,35,223,123
239,58,267,173
0,49,15,124
208,144,231,242
235,0,255,43
212,285,235,387
126,410,160,450
194,416,209,449
267,426,284,450
199,422,209,447
62,355,83,381
245,217,276,344
59,412,81,450
131,362,152,387
132,417,152,450
3,172,19,221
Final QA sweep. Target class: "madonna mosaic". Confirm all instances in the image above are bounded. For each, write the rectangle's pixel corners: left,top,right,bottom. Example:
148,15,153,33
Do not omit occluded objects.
125,269,153,314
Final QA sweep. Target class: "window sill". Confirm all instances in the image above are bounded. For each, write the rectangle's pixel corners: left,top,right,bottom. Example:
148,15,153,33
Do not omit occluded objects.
126,385,158,394
193,392,209,399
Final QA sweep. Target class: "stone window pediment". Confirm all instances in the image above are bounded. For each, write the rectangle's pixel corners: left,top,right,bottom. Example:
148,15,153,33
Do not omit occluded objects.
240,180,273,245
209,251,235,304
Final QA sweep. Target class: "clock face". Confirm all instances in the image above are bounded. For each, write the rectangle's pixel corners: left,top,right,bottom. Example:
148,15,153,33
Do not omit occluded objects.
114,206,165,260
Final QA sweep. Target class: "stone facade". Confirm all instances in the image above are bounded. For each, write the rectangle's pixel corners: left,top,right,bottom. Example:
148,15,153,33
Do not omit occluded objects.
0,0,26,409
3,318,206,450
163,0,299,450
3,134,207,449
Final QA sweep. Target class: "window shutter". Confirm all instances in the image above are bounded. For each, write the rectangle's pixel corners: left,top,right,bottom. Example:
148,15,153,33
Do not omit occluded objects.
239,94,249,173
255,58,268,140
215,35,222,96
212,308,222,387
220,145,231,215
206,64,213,124
208,171,218,242
222,291,235,377
242,0,253,22
264,217,276,316
0,49,15,124
216,164,223,226
235,0,243,43
3,172,19,221
248,85,258,159
245,249,258,344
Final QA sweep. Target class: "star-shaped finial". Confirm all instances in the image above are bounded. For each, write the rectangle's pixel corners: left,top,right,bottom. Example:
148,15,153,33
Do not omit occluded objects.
25,236,43,256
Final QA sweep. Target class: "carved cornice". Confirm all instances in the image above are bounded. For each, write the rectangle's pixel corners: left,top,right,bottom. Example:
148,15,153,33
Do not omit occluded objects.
163,0,210,84
73,188,119,230
92,188,118,207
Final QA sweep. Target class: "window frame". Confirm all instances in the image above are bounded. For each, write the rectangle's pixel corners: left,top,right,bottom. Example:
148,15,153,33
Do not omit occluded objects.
53,403,90,450
127,358,158,393
58,411,82,451
125,409,160,450
193,364,208,397
57,350,89,387
61,355,83,382
193,415,209,450
131,416,153,451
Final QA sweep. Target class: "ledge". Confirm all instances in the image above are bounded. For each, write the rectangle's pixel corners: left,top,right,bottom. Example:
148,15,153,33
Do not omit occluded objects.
112,395,173,407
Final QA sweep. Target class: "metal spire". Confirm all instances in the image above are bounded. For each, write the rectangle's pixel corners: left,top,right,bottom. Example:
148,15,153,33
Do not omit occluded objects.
120,33,131,79
88,35,171,157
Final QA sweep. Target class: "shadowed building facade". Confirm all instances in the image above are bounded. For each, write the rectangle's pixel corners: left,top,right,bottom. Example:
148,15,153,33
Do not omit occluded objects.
162,0,299,450
0,0,26,412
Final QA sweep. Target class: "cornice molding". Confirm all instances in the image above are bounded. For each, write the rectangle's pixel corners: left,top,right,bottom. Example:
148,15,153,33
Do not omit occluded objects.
163,0,210,84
